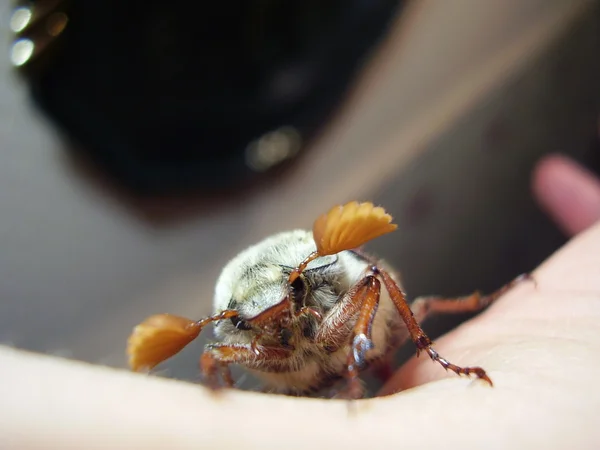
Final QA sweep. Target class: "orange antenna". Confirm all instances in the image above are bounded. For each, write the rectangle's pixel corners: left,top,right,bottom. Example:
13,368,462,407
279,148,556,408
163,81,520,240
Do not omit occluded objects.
127,310,238,372
289,201,397,283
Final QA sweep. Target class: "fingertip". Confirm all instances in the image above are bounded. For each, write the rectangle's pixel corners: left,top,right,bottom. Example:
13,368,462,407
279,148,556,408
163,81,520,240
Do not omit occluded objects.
531,154,571,204
532,153,600,236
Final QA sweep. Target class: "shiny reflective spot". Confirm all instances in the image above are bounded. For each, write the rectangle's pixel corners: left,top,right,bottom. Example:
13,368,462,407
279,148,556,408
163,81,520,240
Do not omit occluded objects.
10,38,35,66
9,7,32,33
245,126,302,172
46,12,68,37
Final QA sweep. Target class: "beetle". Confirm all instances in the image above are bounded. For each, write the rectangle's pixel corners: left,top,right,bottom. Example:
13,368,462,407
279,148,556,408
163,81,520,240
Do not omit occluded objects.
128,201,526,398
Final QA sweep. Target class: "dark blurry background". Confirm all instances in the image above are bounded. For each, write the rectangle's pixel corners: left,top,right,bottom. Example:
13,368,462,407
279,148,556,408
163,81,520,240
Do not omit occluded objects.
1,0,599,392
16,1,402,196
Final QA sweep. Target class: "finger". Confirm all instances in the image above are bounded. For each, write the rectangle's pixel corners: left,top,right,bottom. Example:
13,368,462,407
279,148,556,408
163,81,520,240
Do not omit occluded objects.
532,154,600,236
381,219,600,395
1,346,594,450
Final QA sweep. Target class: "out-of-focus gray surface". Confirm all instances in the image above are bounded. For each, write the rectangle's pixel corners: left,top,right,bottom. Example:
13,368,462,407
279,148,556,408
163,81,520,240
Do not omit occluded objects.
0,0,598,391
373,9,600,297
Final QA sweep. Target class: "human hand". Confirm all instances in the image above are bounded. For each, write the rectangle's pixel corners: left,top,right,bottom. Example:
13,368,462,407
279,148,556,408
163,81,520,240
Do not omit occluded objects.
1,154,600,449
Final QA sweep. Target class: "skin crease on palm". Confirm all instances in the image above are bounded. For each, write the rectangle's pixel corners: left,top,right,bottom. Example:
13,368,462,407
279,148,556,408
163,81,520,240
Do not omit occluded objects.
1,154,600,449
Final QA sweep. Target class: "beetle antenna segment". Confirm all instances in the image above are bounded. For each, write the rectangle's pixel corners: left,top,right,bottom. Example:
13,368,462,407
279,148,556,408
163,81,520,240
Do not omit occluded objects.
288,251,319,284
197,309,240,328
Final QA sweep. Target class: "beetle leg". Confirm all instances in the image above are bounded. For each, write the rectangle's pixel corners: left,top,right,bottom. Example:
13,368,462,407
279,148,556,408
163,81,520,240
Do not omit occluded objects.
313,275,381,399
378,268,495,385
200,343,293,389
339,276,381,399
314,276,371,351
411,273,534,322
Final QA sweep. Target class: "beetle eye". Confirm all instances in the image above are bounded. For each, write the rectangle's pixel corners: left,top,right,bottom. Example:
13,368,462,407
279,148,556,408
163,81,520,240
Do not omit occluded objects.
230,315,252,331
290,275,307,304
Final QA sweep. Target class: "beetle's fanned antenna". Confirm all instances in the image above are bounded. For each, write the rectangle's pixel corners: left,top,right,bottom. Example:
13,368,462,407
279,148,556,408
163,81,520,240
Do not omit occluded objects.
312,201,397,256
289,201,397,284
127,310,239,372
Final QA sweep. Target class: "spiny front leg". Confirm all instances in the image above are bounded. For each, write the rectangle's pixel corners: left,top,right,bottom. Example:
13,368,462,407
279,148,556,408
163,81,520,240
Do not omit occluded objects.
200,343,293,390
312,275,381,399
343,275,382,399
314,276,371,350
378,269,493,386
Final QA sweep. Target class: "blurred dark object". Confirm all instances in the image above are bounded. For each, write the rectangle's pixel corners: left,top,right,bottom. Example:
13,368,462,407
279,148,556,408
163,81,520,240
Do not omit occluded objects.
11,0,402,196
